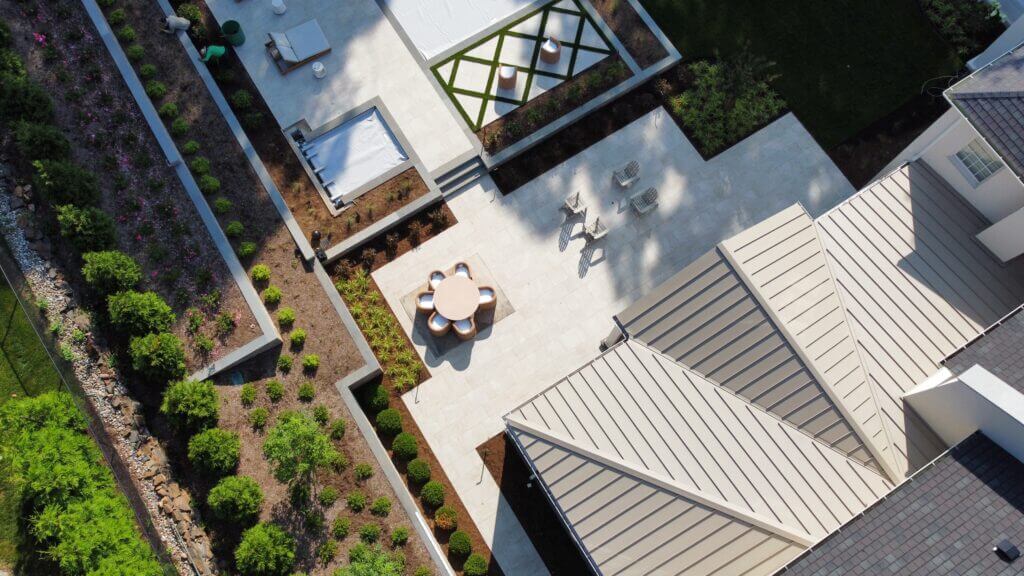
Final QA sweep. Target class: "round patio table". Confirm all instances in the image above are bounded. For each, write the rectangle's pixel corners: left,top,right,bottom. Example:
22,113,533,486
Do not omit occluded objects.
433,276,479,321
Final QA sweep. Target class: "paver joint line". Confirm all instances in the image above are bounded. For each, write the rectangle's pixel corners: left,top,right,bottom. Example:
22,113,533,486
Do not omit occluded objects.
80,0,279,384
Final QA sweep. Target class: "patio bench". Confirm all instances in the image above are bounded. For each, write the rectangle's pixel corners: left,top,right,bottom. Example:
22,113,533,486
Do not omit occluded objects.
630,187,658,215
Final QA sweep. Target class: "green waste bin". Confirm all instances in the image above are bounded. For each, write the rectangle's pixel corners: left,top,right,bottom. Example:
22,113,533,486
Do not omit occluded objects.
222,20,245,46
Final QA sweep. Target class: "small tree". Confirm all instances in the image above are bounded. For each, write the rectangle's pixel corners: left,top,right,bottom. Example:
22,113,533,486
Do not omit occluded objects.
235,523,296,576
263,411,338,493
14,121,69,160
129,332,186,384
207,475,263,526
160,379,219,433
55,205,116,252
33,160,99,206
82,251,141,296
108,291,175,336
188,428,240,476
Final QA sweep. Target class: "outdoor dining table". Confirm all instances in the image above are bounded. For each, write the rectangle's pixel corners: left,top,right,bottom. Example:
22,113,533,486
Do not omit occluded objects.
432,276,480,321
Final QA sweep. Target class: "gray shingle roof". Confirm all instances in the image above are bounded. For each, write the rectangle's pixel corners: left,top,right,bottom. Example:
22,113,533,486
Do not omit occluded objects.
777,432,1024,576
945,305,1024,394
949,44,1024,177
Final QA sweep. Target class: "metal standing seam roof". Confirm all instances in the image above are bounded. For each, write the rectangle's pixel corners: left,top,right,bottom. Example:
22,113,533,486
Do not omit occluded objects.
815,161,1024,476
506,340,893,575
948,42,1024,177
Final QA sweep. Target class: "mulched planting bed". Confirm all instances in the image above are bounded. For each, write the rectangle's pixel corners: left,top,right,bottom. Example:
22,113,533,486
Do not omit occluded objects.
478,433,591,575
480,57,631,155
172,0,432,249
590,0,667,68
0,0,259,372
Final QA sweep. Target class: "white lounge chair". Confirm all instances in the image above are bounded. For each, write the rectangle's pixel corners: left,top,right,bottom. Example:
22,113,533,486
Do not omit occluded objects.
454,263,472,279
584,217,608,242
613,160,640,188
563,192,586,215
453,318,477,341
630,187,659,215
428,271,445,290
415,292,435,313
266,19,332,75
478,286,497,310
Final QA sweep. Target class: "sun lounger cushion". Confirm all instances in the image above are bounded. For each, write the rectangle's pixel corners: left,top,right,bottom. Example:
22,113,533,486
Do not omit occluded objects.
287,20,330,62
268,32,297,61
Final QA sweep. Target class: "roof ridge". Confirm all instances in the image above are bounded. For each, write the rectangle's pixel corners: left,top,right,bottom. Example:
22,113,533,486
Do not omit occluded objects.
504,414,817,547
951,90,1024,100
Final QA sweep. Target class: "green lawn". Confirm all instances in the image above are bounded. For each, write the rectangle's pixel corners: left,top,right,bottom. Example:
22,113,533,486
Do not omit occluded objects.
0,274,61,568
639,0,961,148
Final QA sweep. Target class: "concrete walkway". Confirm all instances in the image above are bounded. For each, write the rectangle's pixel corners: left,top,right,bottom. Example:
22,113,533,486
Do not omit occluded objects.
373,108,855,575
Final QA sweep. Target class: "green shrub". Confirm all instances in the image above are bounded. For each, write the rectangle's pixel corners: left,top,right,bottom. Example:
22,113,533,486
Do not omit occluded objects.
139,64,157,79
188,428,239,476
318,486,339,507
170,117,189,136
0,75,53,124
237,241,257,259
391,432,418,461
160,379,219,433
317,539,337,565
297,382,315,402
82,250,140,296
329,451,349,472
277,307,296,327
329,418,346,440
263,411,339,489
108,8,126,25
251,263,271,282
129,332,186,383
433,505,457,531
331,516,350,540
215,312,235,337
156,102,178,119
302,354,320,372
375,408,402,436
231,89,254,110
463,553,488,576
353,463,373,482
312,404,329,425
108,290,175,336
266,379,284,402
0,19,12,48
406,458,431,485
189,156,211,175
207,475,263,525
116,25,136,42
97,0,116,6
277,355,293,373
358,522,381,543
447,530,471,557
249,407,269,430
144,80,166,99
181,139,200,154
195,334,214,355
198,174,220,194
369,497,391,517
223,221,244,239
389,526,409,547
0,48,25,79
420,480,444,508
241,383,256,407
414,566,433,576
363,382,390,414
177,3,203,25
56,205,116,252
346,490,367,512
920,0,1005,61
33,160,99,206
235,523,296,576
125,44,145,61
289,328,306,347
14,121,69,160
262,285,282,304
213,196,232,214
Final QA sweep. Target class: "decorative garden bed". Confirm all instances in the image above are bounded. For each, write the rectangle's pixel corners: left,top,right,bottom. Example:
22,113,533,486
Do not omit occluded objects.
590,0,668,68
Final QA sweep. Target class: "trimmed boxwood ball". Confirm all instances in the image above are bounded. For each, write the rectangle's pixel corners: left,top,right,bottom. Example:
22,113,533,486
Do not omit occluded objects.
277,307,296,327
406,458,431,485
139,64,157,79
289,328,306,347
358,522,381,543
116,25,136,42
266,379,284,402
318,486,339,508
240,383,256,407
420,480,444,508
249,407,268,430
207,475,263,525
251,264,271,282
189,156,211,175
391,526,409,546
160,379,219,433
312,404,329,425
297,382,315,402
188,428,240,476
198,174,220,195
125,44,145,61
433,505,457,531
346,490,366,512
463,553,488,576
237,241,257,259
353,463,373,481
181,139,200,154
364,382,390,414
235,523,296,576
375,408,402,436
369,497,391,517
332,516,350,540
262,285,282,305
144,80,166,99
391,432,418,461
302,354,320,372
170,118,189,136
231,89,253,110
447,530,471,557
276,355,293,373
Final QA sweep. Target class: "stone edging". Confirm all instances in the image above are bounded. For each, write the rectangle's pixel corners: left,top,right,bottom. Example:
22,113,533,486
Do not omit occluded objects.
80,0,280,384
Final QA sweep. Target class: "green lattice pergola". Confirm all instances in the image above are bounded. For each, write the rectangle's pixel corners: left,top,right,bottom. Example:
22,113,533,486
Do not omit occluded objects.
432,0,614,131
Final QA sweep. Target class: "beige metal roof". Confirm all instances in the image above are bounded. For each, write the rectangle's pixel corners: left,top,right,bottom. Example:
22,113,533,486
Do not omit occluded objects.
614,246,880,472
509,427,806,576
506,340,892,573
816,161,1024,476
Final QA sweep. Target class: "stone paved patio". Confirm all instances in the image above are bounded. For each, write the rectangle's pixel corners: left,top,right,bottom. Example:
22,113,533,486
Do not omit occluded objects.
372,108,855,575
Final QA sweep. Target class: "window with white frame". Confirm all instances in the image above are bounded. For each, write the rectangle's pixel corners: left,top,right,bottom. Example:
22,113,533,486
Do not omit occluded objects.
955,138,1003,184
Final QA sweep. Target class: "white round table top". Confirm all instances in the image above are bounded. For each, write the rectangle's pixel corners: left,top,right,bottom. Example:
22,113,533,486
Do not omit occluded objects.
433,276,479,321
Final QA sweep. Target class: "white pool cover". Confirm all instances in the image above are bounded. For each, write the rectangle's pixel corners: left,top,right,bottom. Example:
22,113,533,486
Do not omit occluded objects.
382,0,539,60
301,108,409,205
